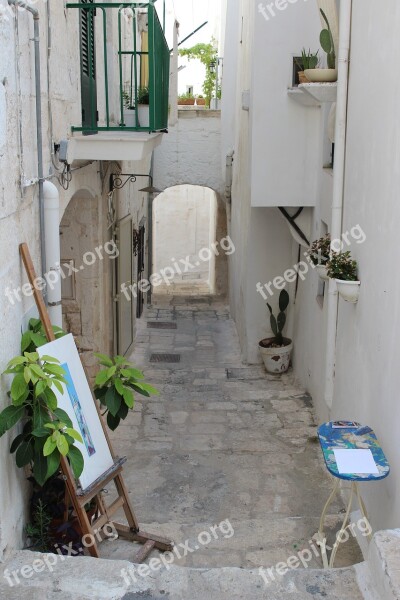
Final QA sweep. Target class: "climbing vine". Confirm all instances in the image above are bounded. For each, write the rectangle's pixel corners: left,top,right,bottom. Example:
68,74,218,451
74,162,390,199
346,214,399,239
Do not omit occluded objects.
179,40,218,108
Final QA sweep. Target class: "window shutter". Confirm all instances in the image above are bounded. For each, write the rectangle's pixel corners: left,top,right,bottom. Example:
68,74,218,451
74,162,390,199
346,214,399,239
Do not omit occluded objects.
80,0,98,133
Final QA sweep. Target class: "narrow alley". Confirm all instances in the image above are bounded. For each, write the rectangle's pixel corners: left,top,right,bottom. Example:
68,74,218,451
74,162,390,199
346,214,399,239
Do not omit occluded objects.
103,297,362,571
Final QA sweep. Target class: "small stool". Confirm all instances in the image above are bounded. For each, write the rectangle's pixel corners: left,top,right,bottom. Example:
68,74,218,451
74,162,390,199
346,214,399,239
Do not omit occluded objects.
316,421,390,568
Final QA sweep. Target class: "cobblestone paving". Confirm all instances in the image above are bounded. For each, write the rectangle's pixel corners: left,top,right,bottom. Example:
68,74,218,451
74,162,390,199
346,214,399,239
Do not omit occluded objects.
102,297,362,570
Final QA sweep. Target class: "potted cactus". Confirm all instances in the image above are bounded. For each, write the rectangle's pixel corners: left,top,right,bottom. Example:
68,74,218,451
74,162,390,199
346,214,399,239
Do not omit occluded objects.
326,251,360,303
259,290,293,374
305,10,337,82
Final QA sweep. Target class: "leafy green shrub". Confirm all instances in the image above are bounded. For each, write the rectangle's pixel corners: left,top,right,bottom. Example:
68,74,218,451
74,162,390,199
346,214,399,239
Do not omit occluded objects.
327,251,358,281
0,350,84,486
309,234,331,265
94,354,159,431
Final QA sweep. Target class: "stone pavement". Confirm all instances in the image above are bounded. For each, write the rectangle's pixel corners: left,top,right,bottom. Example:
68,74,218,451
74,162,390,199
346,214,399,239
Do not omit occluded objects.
101,297,363,571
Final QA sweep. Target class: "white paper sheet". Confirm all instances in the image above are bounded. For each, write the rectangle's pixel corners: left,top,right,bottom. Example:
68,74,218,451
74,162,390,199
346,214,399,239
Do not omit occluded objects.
333,449,379,475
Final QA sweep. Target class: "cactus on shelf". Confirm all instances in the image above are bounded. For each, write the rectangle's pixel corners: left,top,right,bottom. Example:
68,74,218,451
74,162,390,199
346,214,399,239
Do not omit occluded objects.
266,289,289,346
320,9,336,69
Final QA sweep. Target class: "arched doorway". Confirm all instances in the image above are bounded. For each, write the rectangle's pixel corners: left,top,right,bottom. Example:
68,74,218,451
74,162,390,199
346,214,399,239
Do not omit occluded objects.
152,185,218,296
59,189,113,379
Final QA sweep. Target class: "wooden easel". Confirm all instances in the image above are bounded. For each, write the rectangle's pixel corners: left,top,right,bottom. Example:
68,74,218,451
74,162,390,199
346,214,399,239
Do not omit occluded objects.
20,243,173,562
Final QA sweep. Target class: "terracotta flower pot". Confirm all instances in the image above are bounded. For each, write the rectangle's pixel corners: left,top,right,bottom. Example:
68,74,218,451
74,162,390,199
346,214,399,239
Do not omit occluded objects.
178,98,195,106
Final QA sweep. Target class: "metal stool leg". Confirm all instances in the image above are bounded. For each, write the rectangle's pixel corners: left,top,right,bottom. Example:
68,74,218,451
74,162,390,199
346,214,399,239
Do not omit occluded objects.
329,481,355,568
355,483,372,541
315,478,340,569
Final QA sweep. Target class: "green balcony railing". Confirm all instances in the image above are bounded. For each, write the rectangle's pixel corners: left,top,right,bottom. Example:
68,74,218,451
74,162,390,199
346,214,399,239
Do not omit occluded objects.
66,2,170,133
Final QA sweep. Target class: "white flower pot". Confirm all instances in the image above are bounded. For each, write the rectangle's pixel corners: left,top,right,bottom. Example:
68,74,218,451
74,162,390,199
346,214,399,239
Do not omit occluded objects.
335,279,360,303
259,338,293,374
316,264,329,281
304,68,338,82
123,109,136,128
138,105,150,128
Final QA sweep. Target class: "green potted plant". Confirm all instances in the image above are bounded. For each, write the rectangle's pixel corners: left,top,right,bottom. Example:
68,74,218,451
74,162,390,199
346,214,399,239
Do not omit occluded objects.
195,94,206,106
94,353,159,430
326,251,360,303
177,92,195,106
179,40,218,107
122,89,136,128
137,86,150,128
0,347,84,487
309,234,331,281
259,290,293,374
295,48,319,84
305,9,337,82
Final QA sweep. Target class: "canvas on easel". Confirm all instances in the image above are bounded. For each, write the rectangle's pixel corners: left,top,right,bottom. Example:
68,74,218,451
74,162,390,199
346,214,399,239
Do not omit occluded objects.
20,242,173,562
37,334,114,492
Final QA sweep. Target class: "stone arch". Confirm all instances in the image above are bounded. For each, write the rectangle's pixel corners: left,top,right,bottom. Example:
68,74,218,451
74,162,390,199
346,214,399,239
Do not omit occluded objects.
152,185,220,296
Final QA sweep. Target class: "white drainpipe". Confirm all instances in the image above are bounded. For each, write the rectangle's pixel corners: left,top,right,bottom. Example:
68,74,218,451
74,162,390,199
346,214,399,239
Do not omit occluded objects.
43,181,62,328
324,0,352,410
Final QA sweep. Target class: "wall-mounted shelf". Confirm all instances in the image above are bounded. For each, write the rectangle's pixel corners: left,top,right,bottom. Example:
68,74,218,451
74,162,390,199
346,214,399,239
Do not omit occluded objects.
299,82,337,103
287,87,321,107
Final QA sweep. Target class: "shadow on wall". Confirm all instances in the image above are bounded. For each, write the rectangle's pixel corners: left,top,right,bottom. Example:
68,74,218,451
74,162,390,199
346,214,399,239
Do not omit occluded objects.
153,184,227,296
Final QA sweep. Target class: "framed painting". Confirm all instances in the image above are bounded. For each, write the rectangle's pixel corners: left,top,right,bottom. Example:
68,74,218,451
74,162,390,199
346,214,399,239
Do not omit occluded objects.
37,334,114,492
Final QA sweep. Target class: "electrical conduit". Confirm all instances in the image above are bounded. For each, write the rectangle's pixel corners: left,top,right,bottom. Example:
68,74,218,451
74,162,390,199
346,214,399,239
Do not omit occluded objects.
324,0,352,410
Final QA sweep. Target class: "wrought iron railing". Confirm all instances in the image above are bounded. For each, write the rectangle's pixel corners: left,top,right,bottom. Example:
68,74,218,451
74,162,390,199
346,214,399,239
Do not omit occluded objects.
66,2,170,133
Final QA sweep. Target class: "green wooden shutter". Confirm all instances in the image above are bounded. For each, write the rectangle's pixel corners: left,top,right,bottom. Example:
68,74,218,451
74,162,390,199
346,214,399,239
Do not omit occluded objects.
80,0,98,133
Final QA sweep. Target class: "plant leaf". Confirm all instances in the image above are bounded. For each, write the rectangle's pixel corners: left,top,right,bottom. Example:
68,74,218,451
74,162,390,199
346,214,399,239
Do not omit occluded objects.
270,314,278,337
277,312,286,333
43,364,66,377
121,368,145,380
53,408,73,428
279,289,289,312
67,445,84,479
40,355,60,364
44,388,58,411
46,449,61,480
64,428,83,444
131,382,159,396
16,440,34,468
31,333,47,348
118,401,129,421
114,378,125,396
94,353,114,367
11,373,28,404
10,433,25,454
57,434,69,457
35,380,47,398
33,448,48,486
122,387,134,408
105,387,122,417
21,331,33,353
95,369,111,386
43,436,57,457
106,411,121,431
52,379,64,395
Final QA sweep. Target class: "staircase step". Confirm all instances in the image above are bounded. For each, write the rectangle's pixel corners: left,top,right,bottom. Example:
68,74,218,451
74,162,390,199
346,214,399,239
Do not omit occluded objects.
0,550,364,600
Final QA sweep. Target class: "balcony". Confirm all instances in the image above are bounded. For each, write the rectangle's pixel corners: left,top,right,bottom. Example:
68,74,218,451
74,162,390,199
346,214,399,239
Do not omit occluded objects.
66,1,170,161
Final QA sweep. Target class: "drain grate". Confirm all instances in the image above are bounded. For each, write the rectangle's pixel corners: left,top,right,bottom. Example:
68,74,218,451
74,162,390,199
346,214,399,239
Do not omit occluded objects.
147,322,177,330
226,368,266,381
150,353,181,363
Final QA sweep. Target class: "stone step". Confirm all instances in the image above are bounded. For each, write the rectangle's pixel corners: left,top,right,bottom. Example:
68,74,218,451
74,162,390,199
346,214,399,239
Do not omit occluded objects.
0,550,364,600
357,529,400,600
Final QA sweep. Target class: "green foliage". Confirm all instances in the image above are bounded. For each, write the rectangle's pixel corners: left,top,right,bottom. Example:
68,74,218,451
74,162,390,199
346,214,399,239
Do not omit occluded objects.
122,90,135,110
266,290,290,346
0,322,84,487
295,48,319,71
178,91,195,100
179,40,218,107
309,234,331,265
138,86,150,105
327,251,358,281
25,499,52,552
320,9,336,69
94,354,159,431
